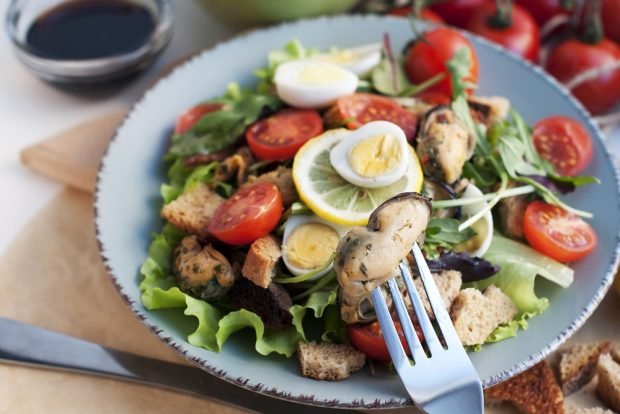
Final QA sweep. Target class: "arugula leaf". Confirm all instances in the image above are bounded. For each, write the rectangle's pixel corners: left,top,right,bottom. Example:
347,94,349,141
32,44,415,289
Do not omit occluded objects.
423,217,476,258
446,47,477,100
167,84,281,158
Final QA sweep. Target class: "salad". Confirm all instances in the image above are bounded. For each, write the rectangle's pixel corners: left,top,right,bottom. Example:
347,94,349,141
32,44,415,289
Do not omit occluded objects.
140,27,599,380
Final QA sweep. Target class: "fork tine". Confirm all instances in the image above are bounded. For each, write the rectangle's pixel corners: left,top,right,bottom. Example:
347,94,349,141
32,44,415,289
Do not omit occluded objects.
399,260,443,355
370,287,409,369
387,278,426,362
411,243,463,349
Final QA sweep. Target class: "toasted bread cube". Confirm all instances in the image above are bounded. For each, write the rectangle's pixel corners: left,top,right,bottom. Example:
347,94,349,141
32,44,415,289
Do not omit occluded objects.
297,342,365,381
412,269,462,318
161,183,224,237
560,341,612,395
597,354,620,413
241,235,282,288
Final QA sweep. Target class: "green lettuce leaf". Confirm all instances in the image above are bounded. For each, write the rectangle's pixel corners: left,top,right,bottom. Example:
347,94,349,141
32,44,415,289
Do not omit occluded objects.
139,227,339,357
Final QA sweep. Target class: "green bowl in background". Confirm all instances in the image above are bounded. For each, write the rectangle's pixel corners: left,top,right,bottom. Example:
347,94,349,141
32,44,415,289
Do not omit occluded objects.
197,0,358,27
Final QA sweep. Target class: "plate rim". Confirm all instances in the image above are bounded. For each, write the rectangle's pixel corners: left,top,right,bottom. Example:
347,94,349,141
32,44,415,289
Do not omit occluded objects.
93,14,620,409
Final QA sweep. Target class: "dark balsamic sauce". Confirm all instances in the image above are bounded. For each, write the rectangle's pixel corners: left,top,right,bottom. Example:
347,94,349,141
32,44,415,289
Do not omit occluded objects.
26,1,155,60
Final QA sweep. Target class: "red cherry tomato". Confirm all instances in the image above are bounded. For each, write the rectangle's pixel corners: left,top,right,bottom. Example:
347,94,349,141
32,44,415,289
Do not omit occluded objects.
545,38,620,115
415,90,452,105
523,201,598,262
387,6,445,23
324,93,419,141
245,109,323,161
515,0,572,26
467,3,540,62
208,183,282,245
174,103,223,135
347,321,421,362
429,0,486,27
602,0,620,44
404,28,479,98
532,116,594,176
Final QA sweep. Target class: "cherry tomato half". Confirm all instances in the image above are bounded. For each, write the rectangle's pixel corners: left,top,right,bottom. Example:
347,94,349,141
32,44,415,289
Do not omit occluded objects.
532,116,593,176
429,0,486,27
347,321,420,362
545,38,620,115
404,28,479,98
523,201,598,262
208,183,283,245
245,109,323,161
174,103,223,135
602,0,620,44
324,93,419,141
387,6,445,23
467,3,540,62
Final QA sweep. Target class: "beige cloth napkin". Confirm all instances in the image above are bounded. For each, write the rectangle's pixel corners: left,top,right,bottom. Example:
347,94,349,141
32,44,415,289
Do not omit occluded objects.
0,188,246,414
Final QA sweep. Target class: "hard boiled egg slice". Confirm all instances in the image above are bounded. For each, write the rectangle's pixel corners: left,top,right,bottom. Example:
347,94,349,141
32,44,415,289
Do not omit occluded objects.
329,121,409,188
310,43,382,76
274,60,358,109
455,183,494,257
282,215,348,277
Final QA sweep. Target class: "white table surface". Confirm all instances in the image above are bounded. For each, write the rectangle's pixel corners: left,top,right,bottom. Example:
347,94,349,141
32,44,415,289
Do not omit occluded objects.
2,2,620,258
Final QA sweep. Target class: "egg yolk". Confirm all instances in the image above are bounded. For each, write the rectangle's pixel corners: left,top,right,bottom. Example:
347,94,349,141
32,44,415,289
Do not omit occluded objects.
455,218,487,253
284,223,339,270
348,134,403,178
315,50,357,65
297,64,344,86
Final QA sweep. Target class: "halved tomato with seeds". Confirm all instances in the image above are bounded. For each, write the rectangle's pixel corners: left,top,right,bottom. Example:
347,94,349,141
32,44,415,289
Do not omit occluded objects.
245,108,324,161
523,201,597,262
532,116,593,176
324,93,419,141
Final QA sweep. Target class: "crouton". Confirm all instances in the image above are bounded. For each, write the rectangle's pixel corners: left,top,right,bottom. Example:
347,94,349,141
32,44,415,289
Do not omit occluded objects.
161,183,224,237
243,167,298,207
485,361,564,414
228,279,293,330
612,344,620,363
596,353,620,413
412,269,462,318
241,235,282,288
297,341,365,381
214,147,255,186
566,407,615,414
497,182,529,240
559,341,612,395
468,96,510,126
450,285,517,346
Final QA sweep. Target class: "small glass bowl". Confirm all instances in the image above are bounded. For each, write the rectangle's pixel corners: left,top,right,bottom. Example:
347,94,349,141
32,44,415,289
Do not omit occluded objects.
6,0,173,86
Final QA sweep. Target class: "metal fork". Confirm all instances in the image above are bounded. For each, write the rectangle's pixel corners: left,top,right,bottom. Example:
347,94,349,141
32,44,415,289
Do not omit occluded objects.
370,243,483,413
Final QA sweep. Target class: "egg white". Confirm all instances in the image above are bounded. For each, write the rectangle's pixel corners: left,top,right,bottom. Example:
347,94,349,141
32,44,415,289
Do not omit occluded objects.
282,215,349,277
459,183,494,257
329,120,410,188
311,43,382,76
274,60,358,109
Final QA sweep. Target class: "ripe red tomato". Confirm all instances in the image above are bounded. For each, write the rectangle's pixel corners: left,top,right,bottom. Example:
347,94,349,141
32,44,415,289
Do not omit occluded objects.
404,28,479,98
387,6,445,23
467,3,540,62
245,109,323,161
324,93,419,141
174,103,222,135
532,116,594,176
515,0,571,26
347,321,420,362
429,0,486,27
602,0,620,44
545,38,620,115
523,201,598,262
208,183,282,245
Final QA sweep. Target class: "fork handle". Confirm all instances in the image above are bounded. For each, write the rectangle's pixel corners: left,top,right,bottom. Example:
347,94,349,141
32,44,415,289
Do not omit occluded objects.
0,317,349,413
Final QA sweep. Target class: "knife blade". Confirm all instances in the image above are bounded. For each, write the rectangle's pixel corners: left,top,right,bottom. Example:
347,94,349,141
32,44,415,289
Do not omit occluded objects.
0,317,351,414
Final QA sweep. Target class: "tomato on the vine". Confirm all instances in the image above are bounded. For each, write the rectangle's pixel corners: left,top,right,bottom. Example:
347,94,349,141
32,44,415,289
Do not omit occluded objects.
347,321,420,362
174,103,222,135
429,0,486,27
545,38,620,114
532,116,593,176
404,28,479,98
208,183,283,245
515,0,572,26
467,3,540,62
387,6,445,23
245,108,323,161
523,201,598,262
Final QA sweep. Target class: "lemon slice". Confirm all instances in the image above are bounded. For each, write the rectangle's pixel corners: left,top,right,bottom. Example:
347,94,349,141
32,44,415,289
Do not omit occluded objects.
292,128,423,225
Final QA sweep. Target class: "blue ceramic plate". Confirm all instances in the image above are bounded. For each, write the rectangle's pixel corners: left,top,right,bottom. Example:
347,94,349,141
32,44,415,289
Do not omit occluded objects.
95,15,620,409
